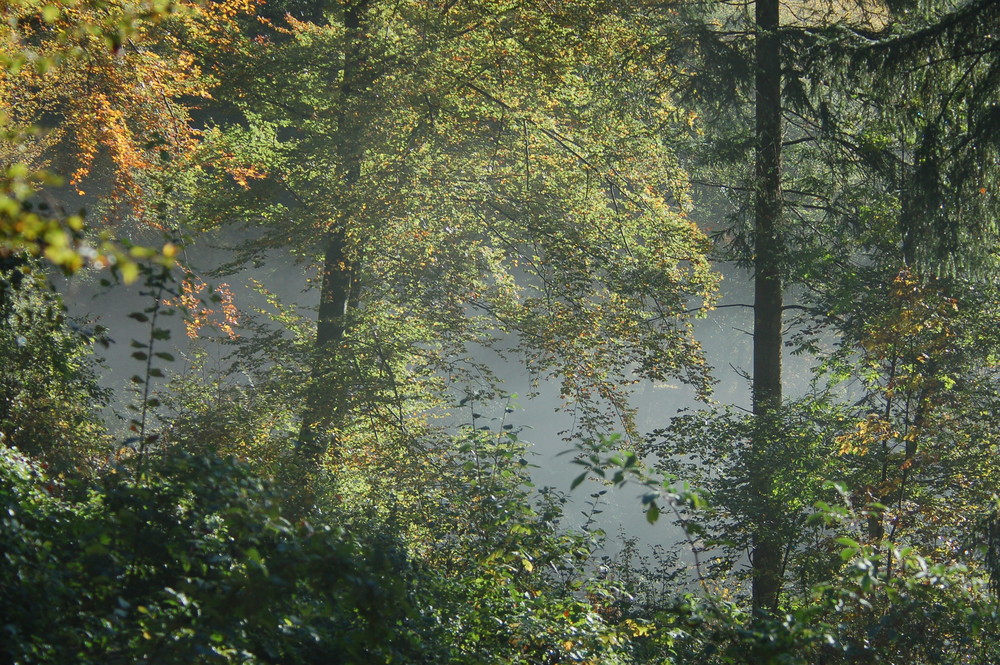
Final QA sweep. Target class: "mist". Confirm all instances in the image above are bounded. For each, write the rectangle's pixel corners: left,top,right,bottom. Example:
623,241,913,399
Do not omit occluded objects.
59,232,826,578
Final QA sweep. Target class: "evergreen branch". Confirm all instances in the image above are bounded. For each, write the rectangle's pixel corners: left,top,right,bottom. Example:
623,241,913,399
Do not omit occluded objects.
859,0,1000,54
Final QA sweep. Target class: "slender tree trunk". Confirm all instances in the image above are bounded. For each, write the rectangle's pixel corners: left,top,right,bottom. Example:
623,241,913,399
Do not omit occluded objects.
297,1,366,465
750,0,784,617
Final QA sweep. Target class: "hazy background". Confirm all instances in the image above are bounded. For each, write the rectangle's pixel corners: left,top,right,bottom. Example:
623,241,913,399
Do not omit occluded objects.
60,227,825,571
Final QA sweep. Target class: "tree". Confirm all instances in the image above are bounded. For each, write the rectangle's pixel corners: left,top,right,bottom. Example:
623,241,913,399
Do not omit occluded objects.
648,0,1000,622
1,0,253,280
6,0,1000,661
786,0,1000,596
179,0,716,481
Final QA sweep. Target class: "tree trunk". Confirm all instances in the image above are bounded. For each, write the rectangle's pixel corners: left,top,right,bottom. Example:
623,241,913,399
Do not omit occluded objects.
750,0,784,618
297,1,365,466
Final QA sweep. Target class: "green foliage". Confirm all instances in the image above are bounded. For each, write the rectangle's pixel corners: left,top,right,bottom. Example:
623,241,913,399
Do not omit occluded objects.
634,269,1000,655
5,1,1000,664
0,446,427,664
0,263,110,473
572,438,1000,664
178,0,716,449
0,427,652,665
642,400,850,592
408,430,636,665
160,343,301,477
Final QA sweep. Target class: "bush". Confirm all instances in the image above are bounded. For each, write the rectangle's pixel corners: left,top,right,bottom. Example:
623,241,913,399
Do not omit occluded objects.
0,446,423,664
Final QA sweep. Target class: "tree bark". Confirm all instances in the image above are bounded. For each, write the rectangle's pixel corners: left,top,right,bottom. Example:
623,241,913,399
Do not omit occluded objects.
750,0,784,618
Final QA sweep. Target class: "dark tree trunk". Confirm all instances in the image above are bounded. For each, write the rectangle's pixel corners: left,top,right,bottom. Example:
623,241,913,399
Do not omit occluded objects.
297,1,366,466
750,0,784,618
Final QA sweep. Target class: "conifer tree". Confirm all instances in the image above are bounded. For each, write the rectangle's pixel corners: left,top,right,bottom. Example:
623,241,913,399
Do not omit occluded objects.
656,0,1000,619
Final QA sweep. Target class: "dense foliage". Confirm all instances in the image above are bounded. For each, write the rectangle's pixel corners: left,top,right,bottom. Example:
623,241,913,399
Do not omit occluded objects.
2,0,1000,663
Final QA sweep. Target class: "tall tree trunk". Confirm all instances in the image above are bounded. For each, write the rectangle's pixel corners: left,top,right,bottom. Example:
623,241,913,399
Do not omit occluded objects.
750,0,784,617
297,0,366,466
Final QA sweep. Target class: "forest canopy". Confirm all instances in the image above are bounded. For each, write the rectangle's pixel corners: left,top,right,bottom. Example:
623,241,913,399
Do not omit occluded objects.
2,0,1000,663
